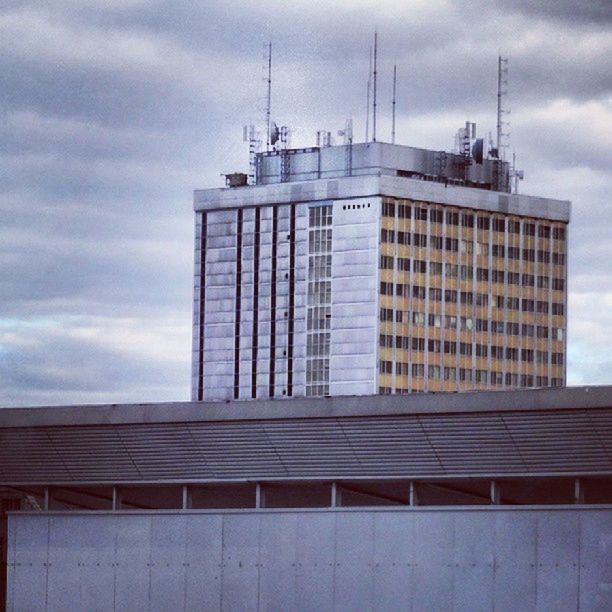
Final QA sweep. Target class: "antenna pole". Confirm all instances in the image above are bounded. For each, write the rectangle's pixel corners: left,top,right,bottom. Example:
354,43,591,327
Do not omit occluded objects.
265,42,272,152
372,31,378,142
496,55,508,159
365,46,371,142
391,62,397,144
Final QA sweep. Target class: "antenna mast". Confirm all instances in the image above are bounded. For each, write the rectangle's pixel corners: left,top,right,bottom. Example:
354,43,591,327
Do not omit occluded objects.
265,42,272,152
372,31,378,142
391,62,397,144
365,46,372,142
496,55,509,159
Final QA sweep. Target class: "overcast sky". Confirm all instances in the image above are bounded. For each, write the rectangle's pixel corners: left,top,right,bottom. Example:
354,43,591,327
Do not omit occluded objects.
0,0,610,407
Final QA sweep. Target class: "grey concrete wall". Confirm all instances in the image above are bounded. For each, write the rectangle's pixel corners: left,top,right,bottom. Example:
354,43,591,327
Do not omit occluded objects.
6,507,611,612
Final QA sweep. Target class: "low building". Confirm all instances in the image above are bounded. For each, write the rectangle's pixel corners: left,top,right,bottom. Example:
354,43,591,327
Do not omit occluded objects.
1,386,611,610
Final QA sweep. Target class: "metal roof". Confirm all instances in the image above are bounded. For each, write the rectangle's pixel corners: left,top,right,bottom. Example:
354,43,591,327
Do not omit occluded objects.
0,387,610,485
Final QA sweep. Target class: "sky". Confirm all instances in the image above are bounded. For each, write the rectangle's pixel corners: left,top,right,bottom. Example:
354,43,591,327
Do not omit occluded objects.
0,0,610,407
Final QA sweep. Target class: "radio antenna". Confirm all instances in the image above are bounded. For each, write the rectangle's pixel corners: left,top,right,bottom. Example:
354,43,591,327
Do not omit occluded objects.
265,42,272,152
372,31,378,142
365,46,372,142
496,55,509,159
391,61,397,144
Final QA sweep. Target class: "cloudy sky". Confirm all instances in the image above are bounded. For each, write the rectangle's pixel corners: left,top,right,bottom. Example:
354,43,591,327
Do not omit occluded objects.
0,0,610,407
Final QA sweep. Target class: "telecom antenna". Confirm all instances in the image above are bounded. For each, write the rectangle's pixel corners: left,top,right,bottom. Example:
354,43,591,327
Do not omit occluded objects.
496,55,509,159
372,31,378,142
265,42,272,152
365,46,372,142
391,62,397,144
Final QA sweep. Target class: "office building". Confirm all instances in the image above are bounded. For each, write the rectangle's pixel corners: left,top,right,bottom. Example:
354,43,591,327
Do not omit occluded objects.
192,140,569,400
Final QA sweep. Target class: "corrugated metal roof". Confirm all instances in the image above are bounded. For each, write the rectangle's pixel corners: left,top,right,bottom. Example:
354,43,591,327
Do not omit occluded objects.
1,405,610,484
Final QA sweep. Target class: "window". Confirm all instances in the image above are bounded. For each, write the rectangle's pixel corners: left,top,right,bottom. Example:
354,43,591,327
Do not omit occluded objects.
522,273,534,287
536,376,549,387
430,209,443,223
398,204,411,219
444,367,457,381
552,253,566,265
461,316,474,331
379,334,394,348
508,220,521,234
492,218,506,232
380,308,393,322
538,225,551,239
508,272,520,285
397,231,410,246
382,202,395,217
552,278,564,291
554,327,564,341
396,362,410,375
429,288,442,302
381,228,395,242
492,270,505,283
476,319,488,333
446,211,459,225
412,364,424,377
520,375,534,387
476,293,488,307
476,242,489,256
428,339,441,353
397,257,411,271
428,313,442,330
396,336,410,350
445,315,457,329
413,259,427,274
461,213,474,227
428,365,441,379
379,360,393,374
460,291,473,305
460,342,472,356
521,349,534,363
477,216,490,230
460,265,473,280
445,237,458,252
396,283,409,298
415,207,428,221
477,267,489,281
491,372,503,385
552,352,564,365
444,289,458,303
491,320,504,333
506,373,519,386
412,312,426,326
521,324,534,337
553,227,566,240
460,368,473,383
476,343,488,357
523,248,535,262
491,345,504,359
552,302,565,316
537,326,549,339
444,341,457,355
380,255,394,269
379,386,392,395
508,246,520,260
430,235,443,250
536,300,549,314
492,244,505,258
412,285,426,299
460,239,473,254
475,370,488,383
412,338,425,351
413,233,427,247
445,263,458,278
537,250,550,264
522,299,535,312
523,222,535,236
380,282,394,295
429,261,443,275
505,347,518,361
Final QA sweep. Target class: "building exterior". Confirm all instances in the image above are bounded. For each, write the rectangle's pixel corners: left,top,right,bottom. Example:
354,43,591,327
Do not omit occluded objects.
192,141,570,401
1,386,611,611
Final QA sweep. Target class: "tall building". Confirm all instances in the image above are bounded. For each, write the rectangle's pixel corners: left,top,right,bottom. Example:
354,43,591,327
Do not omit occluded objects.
192,140,569,401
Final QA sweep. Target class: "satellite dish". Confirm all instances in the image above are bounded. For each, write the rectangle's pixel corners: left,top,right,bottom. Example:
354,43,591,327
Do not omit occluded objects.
471,138,484,164
270,122,280,146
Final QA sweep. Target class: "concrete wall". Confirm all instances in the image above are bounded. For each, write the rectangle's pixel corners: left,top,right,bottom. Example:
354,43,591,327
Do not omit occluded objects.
7,507,611,611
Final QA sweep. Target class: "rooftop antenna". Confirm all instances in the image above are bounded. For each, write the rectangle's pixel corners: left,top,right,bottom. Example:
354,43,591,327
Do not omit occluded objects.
496,55,509,159
391,61,397,144
365,46,372,142
372,30,378,142
265,42,272,152
510,151,524,194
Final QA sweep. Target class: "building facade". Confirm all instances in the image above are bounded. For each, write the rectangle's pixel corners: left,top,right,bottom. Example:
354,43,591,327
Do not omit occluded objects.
192,142,569,401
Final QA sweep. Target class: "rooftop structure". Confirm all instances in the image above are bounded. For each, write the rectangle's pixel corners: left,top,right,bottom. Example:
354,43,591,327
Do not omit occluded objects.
193,140,570,401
